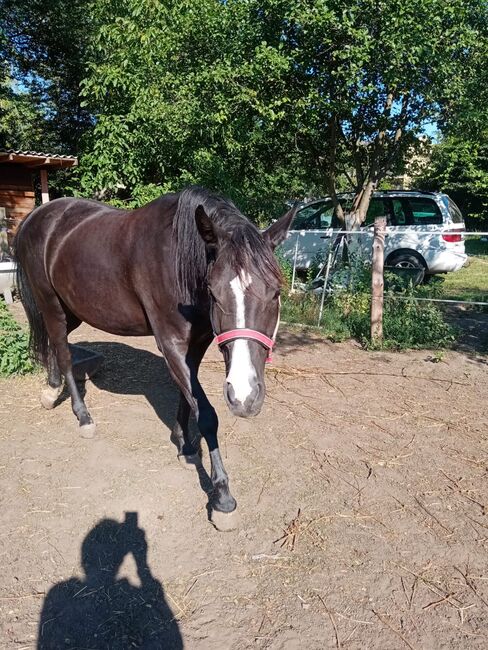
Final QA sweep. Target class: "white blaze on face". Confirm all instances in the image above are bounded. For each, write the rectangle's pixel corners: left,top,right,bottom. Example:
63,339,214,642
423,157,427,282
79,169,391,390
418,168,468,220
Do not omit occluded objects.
226,272,256,403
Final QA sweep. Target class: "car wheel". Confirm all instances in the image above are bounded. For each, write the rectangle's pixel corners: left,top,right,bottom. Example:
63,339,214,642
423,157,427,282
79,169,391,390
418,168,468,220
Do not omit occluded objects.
387,252,425,270
386,252,426,286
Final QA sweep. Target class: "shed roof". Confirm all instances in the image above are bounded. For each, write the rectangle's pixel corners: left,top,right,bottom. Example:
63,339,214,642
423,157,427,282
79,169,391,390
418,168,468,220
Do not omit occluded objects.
0,149,78,169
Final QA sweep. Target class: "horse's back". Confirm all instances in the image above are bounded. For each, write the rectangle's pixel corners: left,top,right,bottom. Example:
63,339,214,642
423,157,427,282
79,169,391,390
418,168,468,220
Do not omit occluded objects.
16,196,177,337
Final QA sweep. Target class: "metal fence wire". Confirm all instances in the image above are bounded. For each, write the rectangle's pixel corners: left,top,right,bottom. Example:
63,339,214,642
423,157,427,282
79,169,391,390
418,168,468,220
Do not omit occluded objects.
285,227,488,328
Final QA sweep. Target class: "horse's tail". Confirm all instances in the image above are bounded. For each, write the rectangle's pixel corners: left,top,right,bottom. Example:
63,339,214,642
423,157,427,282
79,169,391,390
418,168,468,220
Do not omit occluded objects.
13,225,50,367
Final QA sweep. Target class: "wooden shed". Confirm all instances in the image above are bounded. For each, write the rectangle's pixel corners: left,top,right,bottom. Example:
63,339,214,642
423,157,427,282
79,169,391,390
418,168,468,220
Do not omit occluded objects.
0,149,78,247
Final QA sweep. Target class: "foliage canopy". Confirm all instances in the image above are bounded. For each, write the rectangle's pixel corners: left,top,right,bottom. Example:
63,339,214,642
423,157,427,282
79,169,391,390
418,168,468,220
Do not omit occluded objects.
1,0,487,222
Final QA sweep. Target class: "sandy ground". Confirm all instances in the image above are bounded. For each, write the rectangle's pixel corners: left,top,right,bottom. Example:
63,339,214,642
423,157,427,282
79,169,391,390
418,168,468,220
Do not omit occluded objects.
1,314,488,649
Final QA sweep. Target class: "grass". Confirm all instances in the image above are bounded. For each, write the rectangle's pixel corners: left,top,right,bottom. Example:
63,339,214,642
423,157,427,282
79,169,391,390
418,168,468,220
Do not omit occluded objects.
437,237,488,303
465,237,488,257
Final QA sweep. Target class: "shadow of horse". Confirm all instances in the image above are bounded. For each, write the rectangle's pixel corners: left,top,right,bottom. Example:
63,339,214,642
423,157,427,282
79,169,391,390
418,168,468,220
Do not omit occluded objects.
62,341,214,499
38,514,183,649
71,341,183,433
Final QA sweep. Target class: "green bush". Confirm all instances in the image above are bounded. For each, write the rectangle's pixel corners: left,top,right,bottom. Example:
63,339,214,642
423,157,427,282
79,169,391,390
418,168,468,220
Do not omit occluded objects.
275,249,294,290
0,300,37,376
278,257,455,350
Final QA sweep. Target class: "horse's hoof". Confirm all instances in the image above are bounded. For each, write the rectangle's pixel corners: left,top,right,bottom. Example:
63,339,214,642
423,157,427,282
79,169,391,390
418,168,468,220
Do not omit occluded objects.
40,386,62,410
210,508,239,532
80,423,97,439
177,453,202,470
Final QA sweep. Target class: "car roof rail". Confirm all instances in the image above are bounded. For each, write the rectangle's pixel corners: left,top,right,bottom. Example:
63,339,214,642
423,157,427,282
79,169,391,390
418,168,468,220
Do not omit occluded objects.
377,189,439,196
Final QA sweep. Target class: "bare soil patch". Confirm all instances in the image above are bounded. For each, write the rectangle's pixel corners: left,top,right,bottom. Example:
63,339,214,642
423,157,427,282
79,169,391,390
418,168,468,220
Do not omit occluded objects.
1,320,487,649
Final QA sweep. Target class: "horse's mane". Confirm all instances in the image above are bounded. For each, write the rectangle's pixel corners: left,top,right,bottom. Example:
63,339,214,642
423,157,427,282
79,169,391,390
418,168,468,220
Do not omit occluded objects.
172,186,281,304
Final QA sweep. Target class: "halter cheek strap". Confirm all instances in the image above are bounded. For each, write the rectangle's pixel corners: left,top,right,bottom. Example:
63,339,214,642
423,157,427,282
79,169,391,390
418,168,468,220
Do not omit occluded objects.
214,329,275,363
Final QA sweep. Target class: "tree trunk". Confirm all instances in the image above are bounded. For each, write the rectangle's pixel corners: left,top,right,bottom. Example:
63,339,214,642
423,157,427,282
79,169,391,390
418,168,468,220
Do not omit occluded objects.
348,179,376,228
325,115,346,225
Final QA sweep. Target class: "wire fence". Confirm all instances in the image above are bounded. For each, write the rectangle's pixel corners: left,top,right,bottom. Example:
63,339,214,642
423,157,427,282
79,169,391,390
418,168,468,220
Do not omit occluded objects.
285,226,488,328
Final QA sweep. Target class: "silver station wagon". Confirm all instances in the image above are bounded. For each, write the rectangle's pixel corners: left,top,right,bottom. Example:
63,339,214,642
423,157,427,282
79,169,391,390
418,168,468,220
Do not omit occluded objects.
280,191,467,275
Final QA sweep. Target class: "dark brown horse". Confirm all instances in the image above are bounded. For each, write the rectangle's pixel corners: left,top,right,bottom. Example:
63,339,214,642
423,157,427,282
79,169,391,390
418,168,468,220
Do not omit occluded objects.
14,187,295,530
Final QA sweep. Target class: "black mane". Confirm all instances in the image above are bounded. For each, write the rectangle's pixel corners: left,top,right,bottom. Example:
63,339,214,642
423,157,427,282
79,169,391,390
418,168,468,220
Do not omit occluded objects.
172,186,281,303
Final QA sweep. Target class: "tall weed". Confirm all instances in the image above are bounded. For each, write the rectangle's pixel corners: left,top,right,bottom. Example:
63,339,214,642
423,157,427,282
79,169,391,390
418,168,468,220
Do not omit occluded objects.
0,300,37,376
279,256,455,350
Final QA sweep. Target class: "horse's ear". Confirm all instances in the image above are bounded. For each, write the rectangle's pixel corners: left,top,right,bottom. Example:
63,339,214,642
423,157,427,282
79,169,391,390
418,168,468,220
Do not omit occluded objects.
263,204,298,250
195,205,226,248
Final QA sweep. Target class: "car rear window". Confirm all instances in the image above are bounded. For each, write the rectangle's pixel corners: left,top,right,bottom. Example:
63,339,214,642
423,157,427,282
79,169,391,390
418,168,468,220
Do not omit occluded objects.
447,198,464,223
407,198,442,225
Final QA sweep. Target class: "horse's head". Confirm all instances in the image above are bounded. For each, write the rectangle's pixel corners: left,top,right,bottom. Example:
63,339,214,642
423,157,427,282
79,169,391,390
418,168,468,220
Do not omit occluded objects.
195,205,295,418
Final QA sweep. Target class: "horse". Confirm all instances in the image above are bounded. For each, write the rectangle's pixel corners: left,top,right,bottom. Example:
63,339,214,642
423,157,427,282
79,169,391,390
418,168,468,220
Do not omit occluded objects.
14,187,295,530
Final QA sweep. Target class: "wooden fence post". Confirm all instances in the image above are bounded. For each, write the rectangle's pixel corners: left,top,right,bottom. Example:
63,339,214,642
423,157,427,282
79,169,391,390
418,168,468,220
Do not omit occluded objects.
371,216,386,343
40,169,50,204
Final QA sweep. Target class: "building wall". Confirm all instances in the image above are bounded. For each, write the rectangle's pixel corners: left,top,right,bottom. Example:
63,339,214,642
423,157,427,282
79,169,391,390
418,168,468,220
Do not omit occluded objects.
0,164,35,245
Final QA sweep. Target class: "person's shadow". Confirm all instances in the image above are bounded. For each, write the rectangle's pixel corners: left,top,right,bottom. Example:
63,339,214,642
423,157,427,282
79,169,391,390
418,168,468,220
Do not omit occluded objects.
38,514,183,649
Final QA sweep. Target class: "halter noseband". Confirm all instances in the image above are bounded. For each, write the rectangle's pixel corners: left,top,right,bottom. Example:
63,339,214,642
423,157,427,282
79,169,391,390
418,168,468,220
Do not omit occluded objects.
214,329,275,363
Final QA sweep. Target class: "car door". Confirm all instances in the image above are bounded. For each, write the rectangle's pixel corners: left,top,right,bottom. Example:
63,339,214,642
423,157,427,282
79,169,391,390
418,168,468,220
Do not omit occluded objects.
350,197,391,260
384,196,410,257
281,200,335,269
398,196,443,269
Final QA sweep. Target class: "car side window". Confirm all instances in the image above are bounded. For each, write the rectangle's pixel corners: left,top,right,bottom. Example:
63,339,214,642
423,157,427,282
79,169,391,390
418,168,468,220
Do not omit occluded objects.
407,198,442,225
391,198,408,226
293,201,332,230
364,198,389,226
293,204,321,229
317,204,334,228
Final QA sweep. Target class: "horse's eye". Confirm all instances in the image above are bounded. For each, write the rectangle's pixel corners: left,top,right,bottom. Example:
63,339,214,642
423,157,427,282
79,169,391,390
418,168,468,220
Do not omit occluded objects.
274,290,281,300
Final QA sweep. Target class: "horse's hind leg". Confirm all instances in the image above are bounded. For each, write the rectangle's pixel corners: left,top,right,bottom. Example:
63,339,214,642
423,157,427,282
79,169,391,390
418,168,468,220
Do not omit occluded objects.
40,297,95,437
40,310,81,410
40,344,63,409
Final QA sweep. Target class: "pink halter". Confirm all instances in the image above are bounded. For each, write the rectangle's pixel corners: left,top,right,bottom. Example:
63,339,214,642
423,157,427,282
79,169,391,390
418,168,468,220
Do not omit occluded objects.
214,328,275,363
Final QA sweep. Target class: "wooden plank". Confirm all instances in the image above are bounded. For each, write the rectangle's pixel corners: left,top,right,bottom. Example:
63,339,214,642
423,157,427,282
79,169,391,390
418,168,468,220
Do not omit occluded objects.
6,211,27,219
0,189,36,198
0,191,32,203
0,182,33,191
0,164,34,189
0,185,35,193
0,195,35,209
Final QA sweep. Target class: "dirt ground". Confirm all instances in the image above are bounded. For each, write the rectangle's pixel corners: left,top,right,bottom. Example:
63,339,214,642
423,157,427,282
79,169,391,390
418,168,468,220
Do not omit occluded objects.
1,309,488,649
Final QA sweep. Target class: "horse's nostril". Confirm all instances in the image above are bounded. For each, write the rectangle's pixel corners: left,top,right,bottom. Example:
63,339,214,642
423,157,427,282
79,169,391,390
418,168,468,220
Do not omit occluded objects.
226,382,237,405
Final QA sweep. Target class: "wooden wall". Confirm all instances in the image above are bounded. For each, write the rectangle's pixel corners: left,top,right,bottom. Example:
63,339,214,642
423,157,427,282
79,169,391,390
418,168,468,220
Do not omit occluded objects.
0,164,35,245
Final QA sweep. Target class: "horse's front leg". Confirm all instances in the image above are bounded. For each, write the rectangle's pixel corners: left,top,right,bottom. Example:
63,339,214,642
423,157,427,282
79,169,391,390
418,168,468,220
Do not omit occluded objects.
170,393,202,468
161,342,238,531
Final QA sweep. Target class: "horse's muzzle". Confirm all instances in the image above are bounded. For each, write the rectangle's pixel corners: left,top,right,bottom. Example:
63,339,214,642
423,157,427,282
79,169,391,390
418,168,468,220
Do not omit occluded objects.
223,381,264,418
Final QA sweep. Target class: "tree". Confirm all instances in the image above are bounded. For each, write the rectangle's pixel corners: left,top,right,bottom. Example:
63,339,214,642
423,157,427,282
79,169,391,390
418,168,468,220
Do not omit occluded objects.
0,77,45,150
417,6,488,230
0,0,93,155
78,0,318,218
78,0,485,222
418,138,488,230
240,0,483,225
